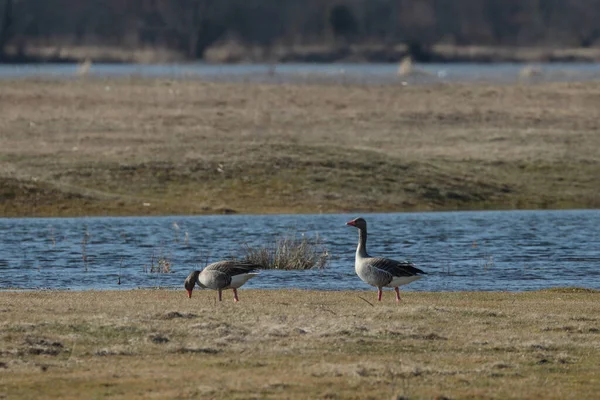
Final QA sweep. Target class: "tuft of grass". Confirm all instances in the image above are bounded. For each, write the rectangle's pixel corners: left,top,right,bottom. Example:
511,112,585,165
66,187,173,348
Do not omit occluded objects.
81,226,90,272
240,234,329,270
143,249,173,274
154,257,172,273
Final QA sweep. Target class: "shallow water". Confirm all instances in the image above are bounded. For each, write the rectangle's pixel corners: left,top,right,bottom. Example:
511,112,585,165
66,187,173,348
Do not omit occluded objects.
1,62,600,85
1,210,599,292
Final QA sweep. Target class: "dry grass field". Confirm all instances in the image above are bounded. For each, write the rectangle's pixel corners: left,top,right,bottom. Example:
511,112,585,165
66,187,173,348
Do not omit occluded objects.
1,289,599,399
1,78,599,217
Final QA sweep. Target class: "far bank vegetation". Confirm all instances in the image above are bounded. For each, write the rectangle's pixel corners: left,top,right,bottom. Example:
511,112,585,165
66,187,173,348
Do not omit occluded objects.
2,1,600,63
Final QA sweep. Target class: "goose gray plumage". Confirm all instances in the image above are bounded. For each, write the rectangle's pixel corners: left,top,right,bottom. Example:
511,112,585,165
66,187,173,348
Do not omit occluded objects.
346,217,426,302
184,261,260,302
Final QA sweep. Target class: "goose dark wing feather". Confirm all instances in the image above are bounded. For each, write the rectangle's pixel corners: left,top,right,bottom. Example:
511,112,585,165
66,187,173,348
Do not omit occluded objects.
205,260,261,276
367,257,426,277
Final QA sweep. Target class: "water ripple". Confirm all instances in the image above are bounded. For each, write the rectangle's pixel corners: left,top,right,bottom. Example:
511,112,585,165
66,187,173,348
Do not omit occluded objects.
0,210,599,292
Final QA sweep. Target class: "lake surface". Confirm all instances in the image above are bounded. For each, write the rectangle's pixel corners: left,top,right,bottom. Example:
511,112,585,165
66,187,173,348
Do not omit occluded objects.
1,210,599,293
1,62,600,84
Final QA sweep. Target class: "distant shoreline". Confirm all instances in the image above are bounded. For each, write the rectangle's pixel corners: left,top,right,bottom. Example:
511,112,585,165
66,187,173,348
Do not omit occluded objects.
2,43,600,65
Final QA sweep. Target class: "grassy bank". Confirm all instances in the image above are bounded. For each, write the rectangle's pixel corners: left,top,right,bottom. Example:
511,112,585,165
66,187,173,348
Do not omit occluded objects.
1,289,599,399
206,43,600,64
1,78,599,217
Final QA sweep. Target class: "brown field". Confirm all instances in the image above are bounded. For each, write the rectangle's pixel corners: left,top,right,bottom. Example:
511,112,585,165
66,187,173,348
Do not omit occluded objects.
1,289,599,399
1,78,599,217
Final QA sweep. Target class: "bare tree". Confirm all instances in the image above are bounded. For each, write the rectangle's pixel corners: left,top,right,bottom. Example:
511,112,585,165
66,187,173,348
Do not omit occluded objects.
5,0,600,62
0,0,13,60
396,0,438,61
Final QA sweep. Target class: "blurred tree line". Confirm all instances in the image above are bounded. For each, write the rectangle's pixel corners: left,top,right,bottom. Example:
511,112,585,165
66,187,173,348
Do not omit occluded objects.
1,0,600,62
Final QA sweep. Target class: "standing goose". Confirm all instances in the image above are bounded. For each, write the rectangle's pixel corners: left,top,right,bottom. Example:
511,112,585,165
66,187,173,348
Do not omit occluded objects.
184,261,260,302
346,217,425,302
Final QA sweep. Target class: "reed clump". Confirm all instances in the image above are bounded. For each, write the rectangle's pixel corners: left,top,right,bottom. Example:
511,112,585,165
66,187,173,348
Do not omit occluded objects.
143,250,173,274
240,234,329,270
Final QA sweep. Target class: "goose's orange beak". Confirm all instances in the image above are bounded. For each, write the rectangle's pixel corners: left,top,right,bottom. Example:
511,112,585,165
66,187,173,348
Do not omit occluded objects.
186,289,193,298
346,220,356,227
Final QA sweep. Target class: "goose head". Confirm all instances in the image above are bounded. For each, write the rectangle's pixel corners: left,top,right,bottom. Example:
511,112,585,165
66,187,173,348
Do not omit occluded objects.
346,217,367,231
184,270,201,298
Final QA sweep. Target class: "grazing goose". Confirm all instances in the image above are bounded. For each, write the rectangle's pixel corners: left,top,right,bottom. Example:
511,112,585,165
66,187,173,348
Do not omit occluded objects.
346,217,426,302
184,261,260,302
